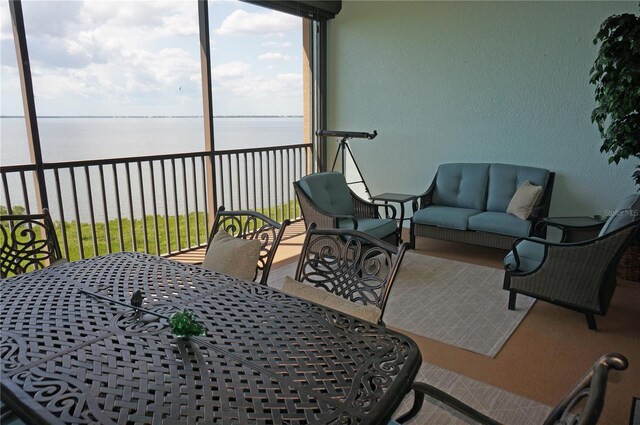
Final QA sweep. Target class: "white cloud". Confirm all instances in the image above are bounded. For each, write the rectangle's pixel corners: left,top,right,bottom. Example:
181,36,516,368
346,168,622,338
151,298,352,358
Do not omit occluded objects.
1,1,302,116
260,41,292,48
214,70,301,100
212,61,251,79
258,52,292,62
216,9,299,36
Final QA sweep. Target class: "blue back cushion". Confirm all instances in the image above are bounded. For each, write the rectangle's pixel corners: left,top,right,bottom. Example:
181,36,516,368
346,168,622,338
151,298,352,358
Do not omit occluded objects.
486,164,550,212
432,163,490,210
599,194,640,236
298,172,355,216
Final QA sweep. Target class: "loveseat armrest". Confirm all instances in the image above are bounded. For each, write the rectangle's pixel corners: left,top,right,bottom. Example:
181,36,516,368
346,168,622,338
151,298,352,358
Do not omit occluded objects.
412,180,436,213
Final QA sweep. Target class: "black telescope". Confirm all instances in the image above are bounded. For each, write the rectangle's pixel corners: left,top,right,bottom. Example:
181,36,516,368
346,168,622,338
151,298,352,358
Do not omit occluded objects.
315,129,377,140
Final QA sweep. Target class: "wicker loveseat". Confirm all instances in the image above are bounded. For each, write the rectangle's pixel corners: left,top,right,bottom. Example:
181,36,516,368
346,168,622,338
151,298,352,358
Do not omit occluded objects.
410,163,555,250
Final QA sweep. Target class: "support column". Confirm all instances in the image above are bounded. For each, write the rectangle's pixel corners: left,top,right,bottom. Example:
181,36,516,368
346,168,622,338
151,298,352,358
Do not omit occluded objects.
9,0,48,211
198,0,217,226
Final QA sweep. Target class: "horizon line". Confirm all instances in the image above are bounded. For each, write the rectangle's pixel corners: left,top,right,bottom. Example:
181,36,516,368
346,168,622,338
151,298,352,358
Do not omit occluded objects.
0,115,303,119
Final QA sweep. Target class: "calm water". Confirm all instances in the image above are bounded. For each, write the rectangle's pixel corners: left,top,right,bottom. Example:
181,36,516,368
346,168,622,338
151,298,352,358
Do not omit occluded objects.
1,116,303,165
0,117,305,221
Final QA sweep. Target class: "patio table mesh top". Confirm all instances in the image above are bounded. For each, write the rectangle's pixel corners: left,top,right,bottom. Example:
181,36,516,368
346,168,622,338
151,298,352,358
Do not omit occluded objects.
1,252,421,425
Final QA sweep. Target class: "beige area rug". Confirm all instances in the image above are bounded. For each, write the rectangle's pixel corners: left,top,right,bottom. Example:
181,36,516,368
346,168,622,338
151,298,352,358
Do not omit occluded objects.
384,252,535,357
393,361,551,425
268,251,535,357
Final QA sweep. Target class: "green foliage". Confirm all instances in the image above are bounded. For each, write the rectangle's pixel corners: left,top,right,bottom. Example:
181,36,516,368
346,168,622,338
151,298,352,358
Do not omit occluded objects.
0,205,26,215
169,309,206,338
590,10,640,186
56,213,208,261
1,200,299,262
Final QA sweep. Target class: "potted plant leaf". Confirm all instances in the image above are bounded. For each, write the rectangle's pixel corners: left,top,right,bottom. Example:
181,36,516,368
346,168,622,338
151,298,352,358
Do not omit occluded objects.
590,7,640,280
169,309,206,339
590,10,640,181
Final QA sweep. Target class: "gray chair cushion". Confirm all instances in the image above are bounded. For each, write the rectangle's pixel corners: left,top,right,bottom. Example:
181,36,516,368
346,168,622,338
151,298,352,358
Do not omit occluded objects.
468,211,532,237
413,206,482,230
298,172,355,216
504,238,546,273
486,164,550,212
338,217,397,240
599,194,640,236
432,163,490,210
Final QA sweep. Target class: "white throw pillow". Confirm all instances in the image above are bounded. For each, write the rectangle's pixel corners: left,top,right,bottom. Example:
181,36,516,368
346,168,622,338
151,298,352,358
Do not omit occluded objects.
201,230,261,281
281,276,382,324
507,180,543,220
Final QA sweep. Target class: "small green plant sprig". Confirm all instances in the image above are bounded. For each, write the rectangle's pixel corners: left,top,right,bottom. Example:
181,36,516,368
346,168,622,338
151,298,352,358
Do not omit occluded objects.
169,309,206,338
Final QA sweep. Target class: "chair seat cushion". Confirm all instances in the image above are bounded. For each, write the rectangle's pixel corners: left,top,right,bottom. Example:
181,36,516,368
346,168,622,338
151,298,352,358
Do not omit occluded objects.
281,276,381,323
201,230,261,280
504,238,546,273
413,206,481,230
467,211,532,237
338,217,397,240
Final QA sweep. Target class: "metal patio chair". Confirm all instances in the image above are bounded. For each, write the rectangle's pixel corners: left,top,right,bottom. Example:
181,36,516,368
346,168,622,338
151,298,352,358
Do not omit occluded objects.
284,223,409,325
204,206,290,285
393,353,628,425
1,208,64,278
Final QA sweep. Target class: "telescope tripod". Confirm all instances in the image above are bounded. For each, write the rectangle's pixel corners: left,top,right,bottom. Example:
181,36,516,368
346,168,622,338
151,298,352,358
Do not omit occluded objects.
330,137,372,199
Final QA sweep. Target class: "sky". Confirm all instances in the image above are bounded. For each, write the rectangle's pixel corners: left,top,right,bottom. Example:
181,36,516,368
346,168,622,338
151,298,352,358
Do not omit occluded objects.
0,0,303,116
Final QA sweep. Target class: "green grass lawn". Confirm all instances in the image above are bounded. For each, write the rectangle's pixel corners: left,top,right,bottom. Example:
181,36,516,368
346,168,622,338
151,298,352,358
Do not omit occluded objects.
2,202,300,262
55,202,300,261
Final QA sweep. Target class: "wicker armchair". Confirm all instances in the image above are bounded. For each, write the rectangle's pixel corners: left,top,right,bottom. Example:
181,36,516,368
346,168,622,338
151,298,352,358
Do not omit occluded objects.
286,224,409,325
293,172,399,245
206,206,290,285
504,194,640,330
1,208,64,278
394,353,628,425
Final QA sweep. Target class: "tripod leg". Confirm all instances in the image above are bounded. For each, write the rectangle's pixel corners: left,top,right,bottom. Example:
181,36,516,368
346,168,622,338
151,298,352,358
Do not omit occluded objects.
331,139,347,172
344,142,371,198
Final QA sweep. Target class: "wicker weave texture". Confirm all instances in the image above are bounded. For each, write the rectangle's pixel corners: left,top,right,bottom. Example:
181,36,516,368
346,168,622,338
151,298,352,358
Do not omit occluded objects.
508,227,633,312
413,225,515,250
1,252,420,424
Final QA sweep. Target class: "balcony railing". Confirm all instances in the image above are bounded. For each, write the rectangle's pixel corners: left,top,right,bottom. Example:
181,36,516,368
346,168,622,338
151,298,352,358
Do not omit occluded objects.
0,144,313,261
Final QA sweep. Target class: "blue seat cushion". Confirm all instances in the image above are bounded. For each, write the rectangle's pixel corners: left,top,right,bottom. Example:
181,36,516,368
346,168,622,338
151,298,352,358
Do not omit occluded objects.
432,163,490,210
486,164,550,212
298,172,355,216
413,206,481,230
468,211,532,237
338,218,397,240
504,238,546,273
599,194,640,236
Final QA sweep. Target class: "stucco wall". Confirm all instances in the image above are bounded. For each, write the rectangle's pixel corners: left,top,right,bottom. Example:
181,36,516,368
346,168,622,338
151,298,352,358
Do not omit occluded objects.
326,1,637,218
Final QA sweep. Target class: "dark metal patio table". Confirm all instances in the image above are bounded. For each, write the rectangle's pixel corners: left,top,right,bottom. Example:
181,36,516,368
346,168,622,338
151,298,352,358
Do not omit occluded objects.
0,252,421,425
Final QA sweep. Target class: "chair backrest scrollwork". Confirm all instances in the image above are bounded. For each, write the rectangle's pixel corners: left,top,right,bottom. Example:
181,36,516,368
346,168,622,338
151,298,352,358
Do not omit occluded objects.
295,223,409,322
1,209,63,278
208,206,290,285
